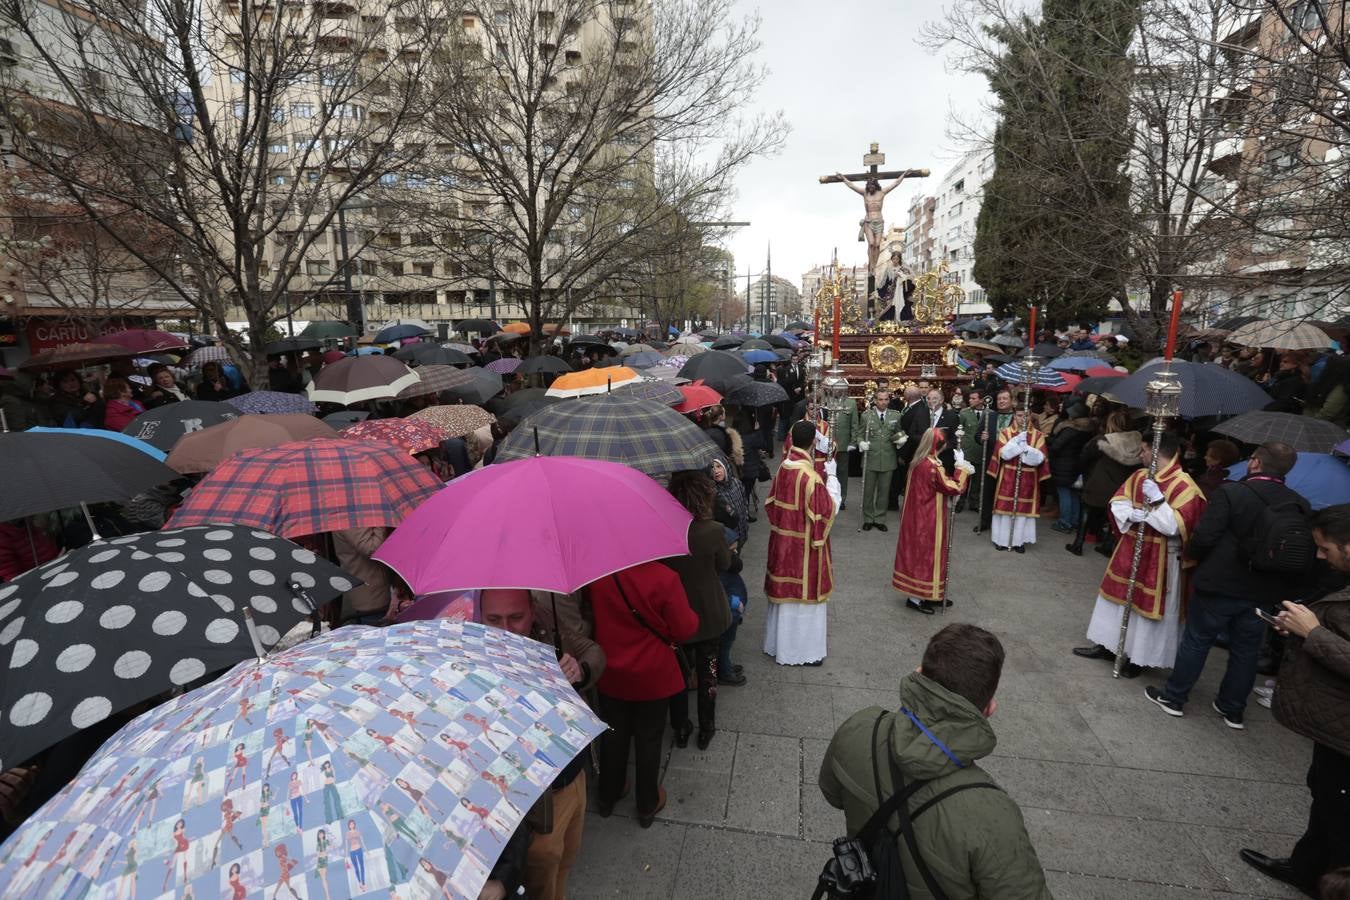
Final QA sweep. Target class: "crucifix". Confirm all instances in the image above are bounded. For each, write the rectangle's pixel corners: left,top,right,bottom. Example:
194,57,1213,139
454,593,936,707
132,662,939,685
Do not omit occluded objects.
819,143,929,313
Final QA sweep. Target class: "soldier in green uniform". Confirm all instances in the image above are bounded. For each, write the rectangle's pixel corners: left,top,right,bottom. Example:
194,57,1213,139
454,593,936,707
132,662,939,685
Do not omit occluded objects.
858,390,905,531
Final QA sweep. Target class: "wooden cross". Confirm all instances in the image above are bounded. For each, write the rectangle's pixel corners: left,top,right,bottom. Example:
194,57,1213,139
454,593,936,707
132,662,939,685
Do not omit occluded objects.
817,143,930,186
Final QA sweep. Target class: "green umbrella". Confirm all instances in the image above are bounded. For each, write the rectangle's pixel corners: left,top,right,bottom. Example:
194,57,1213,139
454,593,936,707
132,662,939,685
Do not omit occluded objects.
298,321,358,340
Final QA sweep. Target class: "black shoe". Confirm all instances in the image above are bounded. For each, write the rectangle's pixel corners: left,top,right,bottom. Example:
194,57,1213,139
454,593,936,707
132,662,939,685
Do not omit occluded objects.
638,786,667,828
876,524,888,532
839,502,846,511
1145,685,1184,717
861,523,874,531
673,721,692,748
747,515,757,523
924,598,952,609
994,544,1009,551
804,659,824,666
971,525,982,534
1094,542,1112,557
1072,645,1112,660
717,672,747,686
1120,662,1144,679
1065,543,1084,556
732,664,744,675
1212,700,1245,730
906,598,935,616
954,501,966,514
1013,545,1025,554
696,728,716,750
1238,849,1310,895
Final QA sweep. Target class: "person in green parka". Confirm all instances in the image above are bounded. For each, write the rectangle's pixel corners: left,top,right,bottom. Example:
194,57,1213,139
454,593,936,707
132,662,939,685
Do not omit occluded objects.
819,624,1052,900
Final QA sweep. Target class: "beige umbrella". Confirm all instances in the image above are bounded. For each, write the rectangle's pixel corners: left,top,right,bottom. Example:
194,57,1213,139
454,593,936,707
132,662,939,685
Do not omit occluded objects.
1227,320,1333,351
410,404,497,437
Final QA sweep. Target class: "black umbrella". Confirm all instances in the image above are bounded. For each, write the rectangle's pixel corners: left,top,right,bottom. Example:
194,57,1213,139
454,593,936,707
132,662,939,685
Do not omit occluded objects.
991,334,1025,349
263,338,321,356
121,400,240,452
496,395,563,428
1212,411,1349,453
1019,343,1065,359
568,334,608,346
0,525,356,769
762,334,793,349
321,410,370,427
726,380,790,407
395,344,472,367
784,320,810,331
519,356,574,376
677,351,751,392
648,340,670,351
446,367,504,405
1104,359,1273,417
1,431,179,521
711,336,743,350
739,338,773,351
984,353,1014,365
455,318,501,334
1212,314,1263,332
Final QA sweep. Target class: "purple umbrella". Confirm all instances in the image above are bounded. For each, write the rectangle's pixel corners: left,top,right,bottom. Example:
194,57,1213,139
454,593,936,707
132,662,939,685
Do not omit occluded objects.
485,357,522,375
226,391,318,415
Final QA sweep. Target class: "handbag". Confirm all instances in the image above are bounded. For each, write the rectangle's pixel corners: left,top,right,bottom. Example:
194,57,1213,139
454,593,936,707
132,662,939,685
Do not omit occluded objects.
611,574,695,686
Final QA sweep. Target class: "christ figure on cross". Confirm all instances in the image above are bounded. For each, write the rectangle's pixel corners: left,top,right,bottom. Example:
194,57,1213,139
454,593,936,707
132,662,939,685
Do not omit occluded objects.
834,170,906,280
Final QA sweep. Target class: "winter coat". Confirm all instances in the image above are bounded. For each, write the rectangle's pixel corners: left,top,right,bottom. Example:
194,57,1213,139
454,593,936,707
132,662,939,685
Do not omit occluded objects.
102,398,144,432
1047,417,1096,488
703,424,731,458
736,426,769,483
1188,475,1315,604
726,427,745,474
1273,585,1350,756
332,526,392,619
820,673,1052,900
1080,431,1143,508
589,562,699,702
1263,369,1306,414
661,519,731,644
0,521,60,582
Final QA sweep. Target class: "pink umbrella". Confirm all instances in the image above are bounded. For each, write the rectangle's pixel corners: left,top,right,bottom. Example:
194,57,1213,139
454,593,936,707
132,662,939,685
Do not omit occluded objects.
373,456,692,595
101,329,190,353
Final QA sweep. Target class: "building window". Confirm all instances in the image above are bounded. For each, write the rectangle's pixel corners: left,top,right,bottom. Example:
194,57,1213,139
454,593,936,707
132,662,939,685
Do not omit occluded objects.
305,260,330,275
271,174,287,186
291,102,313,119
415,262,434,276
268,143,288,154
380,173,399,185
385,261,405,276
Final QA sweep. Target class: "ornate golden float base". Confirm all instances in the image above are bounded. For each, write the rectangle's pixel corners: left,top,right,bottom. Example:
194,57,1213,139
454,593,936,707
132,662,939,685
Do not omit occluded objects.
827,323,970,404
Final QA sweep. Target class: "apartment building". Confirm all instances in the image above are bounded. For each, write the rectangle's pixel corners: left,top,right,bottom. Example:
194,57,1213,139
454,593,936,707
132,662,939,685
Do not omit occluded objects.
0,1,193,360
800,264,868,316
208,1,649,334
900,149,993,316
743,274,800,331
1195,1,1350,323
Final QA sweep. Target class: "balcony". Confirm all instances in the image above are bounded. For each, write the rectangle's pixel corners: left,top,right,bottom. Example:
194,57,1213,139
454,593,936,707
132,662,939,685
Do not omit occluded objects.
1207,135,1244,176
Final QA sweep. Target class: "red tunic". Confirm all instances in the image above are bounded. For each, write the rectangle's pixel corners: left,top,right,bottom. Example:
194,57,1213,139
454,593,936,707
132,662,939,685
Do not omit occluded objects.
764,447,835,604
892,456,970,600
1098,459,1206,620
985,426,1049,517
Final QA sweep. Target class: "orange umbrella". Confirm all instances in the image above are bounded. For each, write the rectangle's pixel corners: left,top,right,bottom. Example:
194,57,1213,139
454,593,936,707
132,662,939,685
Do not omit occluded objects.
545,366,640,398
502,322,531,335
541,323,571,336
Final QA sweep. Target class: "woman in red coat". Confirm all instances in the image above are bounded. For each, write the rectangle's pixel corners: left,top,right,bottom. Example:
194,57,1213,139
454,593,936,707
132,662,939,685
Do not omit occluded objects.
586,561,698,827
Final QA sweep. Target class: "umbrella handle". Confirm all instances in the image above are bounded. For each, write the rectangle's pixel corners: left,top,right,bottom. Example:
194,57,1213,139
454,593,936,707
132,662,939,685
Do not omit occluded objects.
533,426,541,456
79,502,103,544
242,608,268,661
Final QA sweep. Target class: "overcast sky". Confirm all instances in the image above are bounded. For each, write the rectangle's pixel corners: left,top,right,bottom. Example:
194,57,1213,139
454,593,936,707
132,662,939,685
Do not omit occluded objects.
721,1,993,289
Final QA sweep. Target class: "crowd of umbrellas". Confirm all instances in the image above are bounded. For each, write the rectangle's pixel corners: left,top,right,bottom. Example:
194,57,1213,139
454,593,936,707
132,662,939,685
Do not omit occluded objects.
0,318,815,898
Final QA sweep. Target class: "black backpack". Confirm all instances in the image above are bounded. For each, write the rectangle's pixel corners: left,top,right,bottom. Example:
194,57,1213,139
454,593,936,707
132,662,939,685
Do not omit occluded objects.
1240,482,1314,573
813,713,1001,900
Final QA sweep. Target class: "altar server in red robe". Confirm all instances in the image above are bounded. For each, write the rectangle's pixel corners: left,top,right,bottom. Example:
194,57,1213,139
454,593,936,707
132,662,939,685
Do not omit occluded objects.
986,409,1050,552
1081,432,1206,673
892,428,976,615
763,419,840,666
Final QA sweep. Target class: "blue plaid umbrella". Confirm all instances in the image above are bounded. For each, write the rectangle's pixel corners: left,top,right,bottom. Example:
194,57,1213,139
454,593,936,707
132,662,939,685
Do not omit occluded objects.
0,620,604,900
994,362,1066,388
495,393,721,474
227,392,318,416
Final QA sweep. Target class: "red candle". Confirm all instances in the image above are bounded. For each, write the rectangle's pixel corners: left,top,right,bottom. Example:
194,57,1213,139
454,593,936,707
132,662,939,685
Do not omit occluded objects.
813,306,820,346
1028,305,1037,344
1164,289,1183,360
832,293,842,358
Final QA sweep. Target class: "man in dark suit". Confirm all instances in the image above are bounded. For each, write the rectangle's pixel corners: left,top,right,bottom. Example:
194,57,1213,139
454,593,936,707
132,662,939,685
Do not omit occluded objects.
903,387,961,473
891,386,928,506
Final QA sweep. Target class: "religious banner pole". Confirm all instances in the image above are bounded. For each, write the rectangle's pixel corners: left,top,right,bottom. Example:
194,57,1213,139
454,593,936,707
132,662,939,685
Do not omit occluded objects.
1112,292,1185,678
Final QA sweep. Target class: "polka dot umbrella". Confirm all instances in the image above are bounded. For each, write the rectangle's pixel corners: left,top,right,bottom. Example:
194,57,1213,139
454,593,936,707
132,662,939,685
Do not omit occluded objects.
0,525,357,770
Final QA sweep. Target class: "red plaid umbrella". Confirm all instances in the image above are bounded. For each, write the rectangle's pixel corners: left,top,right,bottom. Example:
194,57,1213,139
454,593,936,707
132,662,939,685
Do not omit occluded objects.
342,418,445,454
168,437,443,538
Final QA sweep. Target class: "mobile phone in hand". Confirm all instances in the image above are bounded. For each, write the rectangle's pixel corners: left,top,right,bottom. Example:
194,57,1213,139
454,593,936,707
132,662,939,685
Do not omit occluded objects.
1255,608,1280,626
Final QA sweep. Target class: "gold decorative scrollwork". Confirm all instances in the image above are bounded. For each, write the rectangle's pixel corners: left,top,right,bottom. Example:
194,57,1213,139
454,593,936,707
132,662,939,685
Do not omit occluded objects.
867,336,911,373
912,262,966,327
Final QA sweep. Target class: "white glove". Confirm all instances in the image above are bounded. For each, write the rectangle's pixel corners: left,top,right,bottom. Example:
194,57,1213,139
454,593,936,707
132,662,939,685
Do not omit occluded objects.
1021,447,1045,466
814,431,833,455
1142,479,1164,505
847,445,856,452
824,459,837,477
858,441,870,452
999,440,1022,461
955,460,976,476
893,433,908,449
1127,507,1149,524
953,449,966,465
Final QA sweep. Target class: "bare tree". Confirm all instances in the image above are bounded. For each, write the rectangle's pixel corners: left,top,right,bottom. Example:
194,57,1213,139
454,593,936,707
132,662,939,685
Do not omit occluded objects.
0,0,447,376
411,0,785,351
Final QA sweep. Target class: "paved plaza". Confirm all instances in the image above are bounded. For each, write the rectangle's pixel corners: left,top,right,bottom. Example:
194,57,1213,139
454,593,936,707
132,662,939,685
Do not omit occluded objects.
571,480,1311,898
